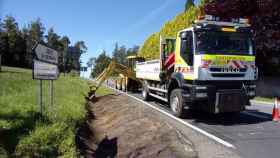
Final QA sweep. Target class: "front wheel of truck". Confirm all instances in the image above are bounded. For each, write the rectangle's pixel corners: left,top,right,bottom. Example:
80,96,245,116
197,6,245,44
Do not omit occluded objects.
170,89,185,118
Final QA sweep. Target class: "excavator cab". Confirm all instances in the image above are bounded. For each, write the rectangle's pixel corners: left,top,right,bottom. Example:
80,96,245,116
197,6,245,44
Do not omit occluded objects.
126,55,145,71
115,56,145,91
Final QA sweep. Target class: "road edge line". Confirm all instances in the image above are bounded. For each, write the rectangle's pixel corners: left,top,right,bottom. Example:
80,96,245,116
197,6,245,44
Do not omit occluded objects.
105,85,235,149
250,100,273,106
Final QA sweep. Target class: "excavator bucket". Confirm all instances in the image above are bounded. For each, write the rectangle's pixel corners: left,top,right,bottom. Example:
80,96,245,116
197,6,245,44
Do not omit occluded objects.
88,84,97,100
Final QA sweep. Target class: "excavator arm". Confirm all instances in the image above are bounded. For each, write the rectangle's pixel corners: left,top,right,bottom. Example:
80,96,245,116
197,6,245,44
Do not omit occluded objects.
90,59,141,96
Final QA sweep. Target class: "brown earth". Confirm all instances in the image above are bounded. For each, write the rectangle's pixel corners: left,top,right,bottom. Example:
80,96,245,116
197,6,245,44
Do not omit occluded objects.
76,94,197,158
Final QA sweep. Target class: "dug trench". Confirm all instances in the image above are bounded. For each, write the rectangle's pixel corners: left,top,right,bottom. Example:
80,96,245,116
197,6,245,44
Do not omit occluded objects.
76,91,197,158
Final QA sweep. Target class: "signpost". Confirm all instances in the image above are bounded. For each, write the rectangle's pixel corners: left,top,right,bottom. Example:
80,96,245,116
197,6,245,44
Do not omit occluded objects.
35,44,58,64
33,43,59,117
33,60,59,80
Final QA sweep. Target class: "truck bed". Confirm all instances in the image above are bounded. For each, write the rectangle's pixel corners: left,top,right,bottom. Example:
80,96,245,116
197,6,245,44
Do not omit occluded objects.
136,60,161,81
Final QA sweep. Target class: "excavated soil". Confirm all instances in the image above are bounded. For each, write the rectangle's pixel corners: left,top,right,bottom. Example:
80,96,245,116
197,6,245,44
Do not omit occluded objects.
76,94,197,158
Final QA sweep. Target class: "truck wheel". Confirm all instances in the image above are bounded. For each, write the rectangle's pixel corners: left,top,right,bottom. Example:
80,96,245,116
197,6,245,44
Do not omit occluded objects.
170,89,185,118
142,81,150,101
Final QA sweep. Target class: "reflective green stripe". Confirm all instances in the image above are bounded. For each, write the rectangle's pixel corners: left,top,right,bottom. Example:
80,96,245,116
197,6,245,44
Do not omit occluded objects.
202,55,255,61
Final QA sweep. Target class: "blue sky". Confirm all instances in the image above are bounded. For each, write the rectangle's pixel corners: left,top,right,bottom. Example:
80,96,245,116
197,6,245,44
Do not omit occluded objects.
1,0,198,77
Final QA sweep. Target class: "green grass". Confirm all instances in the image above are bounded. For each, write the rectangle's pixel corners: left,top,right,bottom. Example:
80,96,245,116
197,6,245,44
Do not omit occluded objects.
253,97,275,103
0,66,112,157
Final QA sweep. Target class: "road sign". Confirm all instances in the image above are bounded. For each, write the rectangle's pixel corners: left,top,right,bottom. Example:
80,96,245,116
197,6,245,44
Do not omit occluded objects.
33,60,59,80
35,44,58,64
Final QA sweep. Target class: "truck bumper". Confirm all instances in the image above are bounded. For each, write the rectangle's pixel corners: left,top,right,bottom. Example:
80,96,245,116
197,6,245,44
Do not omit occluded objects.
182,81,256,113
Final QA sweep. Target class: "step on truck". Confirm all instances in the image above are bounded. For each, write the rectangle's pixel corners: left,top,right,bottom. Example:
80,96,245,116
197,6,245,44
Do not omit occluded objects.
136,15,258,118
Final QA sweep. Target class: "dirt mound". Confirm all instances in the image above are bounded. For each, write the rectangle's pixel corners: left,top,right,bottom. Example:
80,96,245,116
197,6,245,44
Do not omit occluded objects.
77,94,197,158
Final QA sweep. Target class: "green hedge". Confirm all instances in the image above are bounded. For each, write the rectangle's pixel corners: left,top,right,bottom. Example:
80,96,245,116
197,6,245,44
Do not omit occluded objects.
139,6,200,60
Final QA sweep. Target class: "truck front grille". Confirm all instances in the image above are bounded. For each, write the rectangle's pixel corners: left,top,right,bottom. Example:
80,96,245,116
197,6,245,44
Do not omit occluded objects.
210,67,247,73
211,73,245,77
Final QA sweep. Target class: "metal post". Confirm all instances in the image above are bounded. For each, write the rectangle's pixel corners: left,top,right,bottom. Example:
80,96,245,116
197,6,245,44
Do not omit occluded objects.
38,80,43,116
49,80,53,107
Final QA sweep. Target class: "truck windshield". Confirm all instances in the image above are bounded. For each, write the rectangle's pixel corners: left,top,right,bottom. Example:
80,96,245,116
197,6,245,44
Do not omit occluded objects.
195,31,254,55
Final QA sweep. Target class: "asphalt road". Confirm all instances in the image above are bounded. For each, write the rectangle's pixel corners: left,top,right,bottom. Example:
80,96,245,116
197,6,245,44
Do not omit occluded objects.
123,91,280,158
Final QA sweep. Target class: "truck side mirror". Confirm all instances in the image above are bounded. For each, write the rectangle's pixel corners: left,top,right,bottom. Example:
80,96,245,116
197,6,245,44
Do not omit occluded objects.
180,32,188,40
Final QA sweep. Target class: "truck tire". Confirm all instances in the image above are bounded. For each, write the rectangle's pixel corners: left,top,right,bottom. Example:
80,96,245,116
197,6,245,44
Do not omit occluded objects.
170,89,185,118
142,81,150,101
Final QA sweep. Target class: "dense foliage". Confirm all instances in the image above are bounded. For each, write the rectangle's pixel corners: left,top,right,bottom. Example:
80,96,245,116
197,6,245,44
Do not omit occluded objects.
139,6,200,60
0,16,87,73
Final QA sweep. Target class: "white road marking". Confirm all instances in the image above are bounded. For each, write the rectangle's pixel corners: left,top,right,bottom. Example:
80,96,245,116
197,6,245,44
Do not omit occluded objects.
242,111,271,120
105,85,235,149
250,100,274,106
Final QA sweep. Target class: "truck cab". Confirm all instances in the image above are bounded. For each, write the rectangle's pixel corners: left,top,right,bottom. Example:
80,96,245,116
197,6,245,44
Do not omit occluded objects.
137,15,258,117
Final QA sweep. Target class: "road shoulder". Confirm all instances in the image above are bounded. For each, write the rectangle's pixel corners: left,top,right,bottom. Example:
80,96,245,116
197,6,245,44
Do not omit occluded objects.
77,94,197,158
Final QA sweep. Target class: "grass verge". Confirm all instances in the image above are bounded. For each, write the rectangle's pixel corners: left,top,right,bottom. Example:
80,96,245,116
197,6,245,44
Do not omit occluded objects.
253,97,275,103
0,66,112,157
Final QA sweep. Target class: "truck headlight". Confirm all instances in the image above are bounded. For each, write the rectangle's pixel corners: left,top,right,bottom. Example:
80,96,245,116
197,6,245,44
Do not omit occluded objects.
196,93,208,98
249,85,256,88
196,86,207,90
248,91,255,96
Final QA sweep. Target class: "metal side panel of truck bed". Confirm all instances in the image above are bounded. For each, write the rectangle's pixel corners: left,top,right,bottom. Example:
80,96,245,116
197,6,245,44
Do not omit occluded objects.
136,60,161,81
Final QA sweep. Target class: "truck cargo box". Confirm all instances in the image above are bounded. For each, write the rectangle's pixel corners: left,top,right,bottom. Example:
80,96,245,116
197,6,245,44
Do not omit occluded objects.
136,60,161,81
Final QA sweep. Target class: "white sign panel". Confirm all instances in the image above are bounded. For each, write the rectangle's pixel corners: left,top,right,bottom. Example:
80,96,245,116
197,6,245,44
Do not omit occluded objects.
33,60,59,80
35,44,58,64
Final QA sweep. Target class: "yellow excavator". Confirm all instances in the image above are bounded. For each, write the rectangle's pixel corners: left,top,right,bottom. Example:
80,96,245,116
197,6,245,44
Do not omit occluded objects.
90,56,144,97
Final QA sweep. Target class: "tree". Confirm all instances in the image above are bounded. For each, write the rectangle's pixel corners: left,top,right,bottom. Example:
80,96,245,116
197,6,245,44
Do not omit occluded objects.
73,41,87,71
46,27,66,71
91,50,111,78
112,43,127,65
60,36,70,73
87,57,96,69
118,45,127,65
2,16,20,66
25,18,45,68
28,18,45,43
0,20,7,71
74,41,87,54
46,27,61,50
0,15,86,72
185,0,195,12
126,45,139,56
